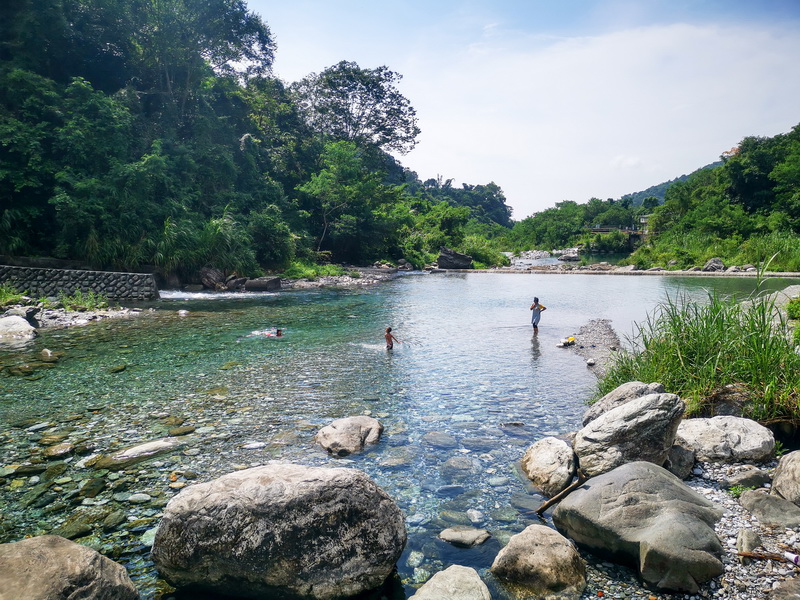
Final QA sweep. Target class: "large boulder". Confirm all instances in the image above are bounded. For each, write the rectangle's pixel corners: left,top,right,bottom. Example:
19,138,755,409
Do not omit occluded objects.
0,315,36,338
520,436,577,497
702,257,725,272
552,462,724,593
409,565,491,600
490,524,586,600
151,463,406,600
582,381,665,426
0,535,140,600
314,415,383,457
675,416,774,463
244,277,281,292
437,247,473,269
771,451,800,505
574,393,685,477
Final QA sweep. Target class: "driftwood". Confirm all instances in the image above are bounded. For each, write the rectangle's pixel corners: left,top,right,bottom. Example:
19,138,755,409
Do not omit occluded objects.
736,551,788,562
535,471,589,516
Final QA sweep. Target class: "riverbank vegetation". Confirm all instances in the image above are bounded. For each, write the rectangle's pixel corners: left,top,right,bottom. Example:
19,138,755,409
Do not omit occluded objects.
597,292,800,424
0,0,513,279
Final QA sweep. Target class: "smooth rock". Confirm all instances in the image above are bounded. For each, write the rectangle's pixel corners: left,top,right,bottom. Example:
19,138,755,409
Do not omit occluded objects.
490,524,586,600
552,461,724,593
724,466,771,490
314,415,383,457
0,315,37,338
740,489,800,528
438,526,491,547
440,456,479,483
409,565,491,599
421,431,458,449
0,535,140,599
151,463,406,599
93,437,187,470
675,416,775,463
520,436,577,497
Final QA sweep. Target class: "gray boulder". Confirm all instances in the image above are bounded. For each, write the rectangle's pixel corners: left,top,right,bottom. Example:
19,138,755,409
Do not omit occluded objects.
0,535,140,600
740,489,800,528
552,461,724,593
490,524,586,600
438,526,491,547
675,416,774,463
314,415,383,457
520,436,577,497
664,443,695,480
409,565,491,600
582,381,665,425
0,315,36,338
723,466,771,490
702,257,725,272
151,464,406,599
771,451,800,504
437,247,473,269
574,393,685,477
244,277,281,292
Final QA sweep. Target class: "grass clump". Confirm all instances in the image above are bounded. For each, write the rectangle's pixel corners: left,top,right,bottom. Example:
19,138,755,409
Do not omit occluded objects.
787,297,800,320
58,289,110,311
0,283,25,307
281,261,345,280
597,292,800,423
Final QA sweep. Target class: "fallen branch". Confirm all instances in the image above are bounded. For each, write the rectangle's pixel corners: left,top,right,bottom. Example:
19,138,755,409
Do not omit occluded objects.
535,471,588,516
736,551,788,562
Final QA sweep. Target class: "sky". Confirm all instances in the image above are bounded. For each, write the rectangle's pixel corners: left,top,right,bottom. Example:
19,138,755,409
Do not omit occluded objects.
247,0,800,219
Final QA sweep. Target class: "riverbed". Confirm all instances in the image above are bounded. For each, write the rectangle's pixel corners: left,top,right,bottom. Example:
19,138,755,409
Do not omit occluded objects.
2,272,799,599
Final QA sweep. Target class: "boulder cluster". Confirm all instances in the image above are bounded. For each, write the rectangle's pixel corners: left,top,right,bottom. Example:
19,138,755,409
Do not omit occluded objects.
3,384,800,599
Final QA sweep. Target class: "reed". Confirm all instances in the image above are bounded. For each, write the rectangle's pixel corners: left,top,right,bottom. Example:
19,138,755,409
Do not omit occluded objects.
597,292,800,423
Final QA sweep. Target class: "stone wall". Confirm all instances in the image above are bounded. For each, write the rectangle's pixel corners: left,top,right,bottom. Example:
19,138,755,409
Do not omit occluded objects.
0,265,160,300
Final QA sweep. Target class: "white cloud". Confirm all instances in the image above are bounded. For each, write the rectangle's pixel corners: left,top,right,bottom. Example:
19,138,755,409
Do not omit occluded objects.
399,22,800,217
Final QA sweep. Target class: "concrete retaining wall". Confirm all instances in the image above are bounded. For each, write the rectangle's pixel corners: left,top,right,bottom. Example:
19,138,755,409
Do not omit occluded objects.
0,265,159,300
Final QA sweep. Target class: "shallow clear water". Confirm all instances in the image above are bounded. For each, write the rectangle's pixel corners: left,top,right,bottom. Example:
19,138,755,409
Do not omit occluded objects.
1,272,798,598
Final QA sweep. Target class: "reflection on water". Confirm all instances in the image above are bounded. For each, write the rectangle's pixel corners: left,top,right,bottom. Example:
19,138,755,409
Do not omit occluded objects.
1,273,798,598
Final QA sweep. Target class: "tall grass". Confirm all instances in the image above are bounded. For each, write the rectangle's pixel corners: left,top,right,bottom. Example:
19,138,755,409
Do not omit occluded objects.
58,289,110,311
0,283,25,307
597,292,800,423
280,261,345,280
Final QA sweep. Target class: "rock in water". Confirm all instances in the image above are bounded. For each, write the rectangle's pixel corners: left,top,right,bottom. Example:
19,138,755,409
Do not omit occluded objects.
0,535,140,600
314,415,383,457
520,436,577,497
0,315,37,338
151,463,406,599
552,461,724,593
409,565,491,599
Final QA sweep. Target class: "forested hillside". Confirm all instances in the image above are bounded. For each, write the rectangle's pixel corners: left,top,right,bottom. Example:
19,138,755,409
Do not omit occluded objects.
502,129,800,271
0,0,513,279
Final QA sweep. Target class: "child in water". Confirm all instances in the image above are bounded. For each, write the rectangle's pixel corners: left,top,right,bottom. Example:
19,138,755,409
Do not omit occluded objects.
385,327,401,350
530,297,546,331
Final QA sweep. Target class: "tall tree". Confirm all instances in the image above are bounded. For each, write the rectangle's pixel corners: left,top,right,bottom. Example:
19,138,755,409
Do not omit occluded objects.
292,61,420,154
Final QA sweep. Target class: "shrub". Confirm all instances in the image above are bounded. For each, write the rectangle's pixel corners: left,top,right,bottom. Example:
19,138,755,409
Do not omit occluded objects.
597,292,800,422
281,261,345,280
58,289,110,311
787,297,800,320
0,283,25,307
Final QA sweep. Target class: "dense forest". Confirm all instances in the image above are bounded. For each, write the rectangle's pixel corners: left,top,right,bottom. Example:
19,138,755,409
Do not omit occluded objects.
2,0,799,279
0,0,514,279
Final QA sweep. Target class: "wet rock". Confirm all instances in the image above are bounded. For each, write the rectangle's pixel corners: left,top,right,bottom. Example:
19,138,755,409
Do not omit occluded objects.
79,478,106,499
574,393,685,476
552,461,724,593
491,524,586,600
167,425,195,436
42,442,74,459
93,437,188,470
438,526,491,547
409,565,491,599
440,456,479,483
314,415,383,457
151,463,406,600
421,431,458,449
520,436,576,497
676,416,775,463
0,535,140,600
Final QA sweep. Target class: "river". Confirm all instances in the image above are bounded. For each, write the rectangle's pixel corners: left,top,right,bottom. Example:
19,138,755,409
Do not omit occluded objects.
1,272,799,599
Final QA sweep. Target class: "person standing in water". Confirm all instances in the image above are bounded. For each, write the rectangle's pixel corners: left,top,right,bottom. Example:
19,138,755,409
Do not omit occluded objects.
385,327,401,350
530,297,546,332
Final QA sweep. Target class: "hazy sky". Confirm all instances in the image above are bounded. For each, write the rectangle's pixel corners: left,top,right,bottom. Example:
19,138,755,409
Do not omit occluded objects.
247,0,800,219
